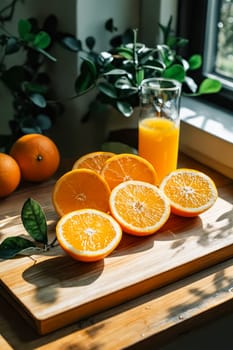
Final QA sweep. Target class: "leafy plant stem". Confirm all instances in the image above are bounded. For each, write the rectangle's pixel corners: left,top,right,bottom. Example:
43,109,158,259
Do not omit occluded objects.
49,237,58,248
0,0,18,22
133,28,139,84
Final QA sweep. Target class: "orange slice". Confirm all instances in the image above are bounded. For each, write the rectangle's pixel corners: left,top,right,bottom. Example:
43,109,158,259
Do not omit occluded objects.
52,169,111,216
101,153,158,190
109,180,171,236
72,151,115,174
56,209,122,262
160,168,218,217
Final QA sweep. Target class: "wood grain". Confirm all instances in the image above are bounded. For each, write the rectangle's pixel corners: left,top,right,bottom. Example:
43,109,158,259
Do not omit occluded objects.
0,154,233,335
1,254,233,350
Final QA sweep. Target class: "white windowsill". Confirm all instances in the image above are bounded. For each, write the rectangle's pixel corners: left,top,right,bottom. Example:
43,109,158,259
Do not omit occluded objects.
179,96,233,180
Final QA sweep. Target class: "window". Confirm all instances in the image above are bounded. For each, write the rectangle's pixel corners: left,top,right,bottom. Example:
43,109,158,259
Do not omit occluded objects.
214,0,233,80
177,0,233,110
203,0,233,90
176,0,233,179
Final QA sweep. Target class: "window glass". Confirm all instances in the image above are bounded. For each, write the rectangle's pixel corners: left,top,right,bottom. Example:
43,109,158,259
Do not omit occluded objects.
215,0,233,80
177,0,232,109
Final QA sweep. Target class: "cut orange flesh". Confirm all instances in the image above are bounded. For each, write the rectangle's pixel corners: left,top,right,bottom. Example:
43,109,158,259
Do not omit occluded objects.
101,153,158,190
109,180,171,236
52,168,111,216
72,151,115,174
160,168,218,217
56,209,122,262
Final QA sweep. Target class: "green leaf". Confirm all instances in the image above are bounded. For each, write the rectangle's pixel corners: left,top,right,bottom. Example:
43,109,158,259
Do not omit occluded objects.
85,36,95,51
179,58,190,72
21,198,48,244
138,49,154,65
198,78,222,95
136,68,144,85
75,72,94,94
0,236,36,259
104,69,128,76
36,114,52,130
1,66,27,91
189,54,202,70
98,81,118,99
114,77,134,90
101,142,137,154
5,37,21,55
29,93,47,108
81,58,97,79
105,18,117,32
18,19,32,40
17,21,35,43
22,81,48,94
116,101,134,117
115,47,133,59
97,52,113,65
75,58,97,93
33,31,51,49
162,64,185,82
166,36,177,48
167,36,189,49
185,76,198,93
21,126,42,134
20,116,42,134
158,15,173,44
59,36,82,52
157,44,175,67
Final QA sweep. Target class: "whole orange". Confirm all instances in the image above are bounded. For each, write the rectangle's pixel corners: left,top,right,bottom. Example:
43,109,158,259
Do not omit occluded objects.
0,153,21,197
10,134,60,182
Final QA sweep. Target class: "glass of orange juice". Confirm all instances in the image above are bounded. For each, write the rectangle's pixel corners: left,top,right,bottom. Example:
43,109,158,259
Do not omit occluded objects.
138,78,181,183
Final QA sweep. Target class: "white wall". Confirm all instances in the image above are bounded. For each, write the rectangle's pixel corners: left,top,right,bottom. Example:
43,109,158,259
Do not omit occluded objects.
140,0,177,45
77,0,140,52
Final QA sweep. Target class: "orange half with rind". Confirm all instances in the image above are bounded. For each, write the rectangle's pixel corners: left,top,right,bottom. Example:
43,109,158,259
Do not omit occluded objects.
72,151,115,174
56,209,122,262
160,168,218,217
101,153,158,190
109,180,171,236
52,168,111,216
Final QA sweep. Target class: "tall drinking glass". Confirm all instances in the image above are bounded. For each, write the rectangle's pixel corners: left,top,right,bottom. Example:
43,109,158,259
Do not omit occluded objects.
138,78,181,184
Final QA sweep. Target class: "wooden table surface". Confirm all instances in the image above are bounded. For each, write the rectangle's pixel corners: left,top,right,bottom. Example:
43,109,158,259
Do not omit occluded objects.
1,153,233,350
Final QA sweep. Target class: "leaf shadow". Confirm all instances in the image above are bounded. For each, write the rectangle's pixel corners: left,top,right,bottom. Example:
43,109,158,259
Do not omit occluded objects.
22,255,104,304
0,214,21,235
165,259,233,331
108,233,155,258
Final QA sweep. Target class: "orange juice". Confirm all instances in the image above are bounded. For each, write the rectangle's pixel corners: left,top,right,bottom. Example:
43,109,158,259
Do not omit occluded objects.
138,117,179,183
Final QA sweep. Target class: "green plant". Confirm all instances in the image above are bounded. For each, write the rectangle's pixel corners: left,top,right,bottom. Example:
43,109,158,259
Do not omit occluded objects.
73,17,222,118
0,3,222,152
0,1,104,151
0,2,74,151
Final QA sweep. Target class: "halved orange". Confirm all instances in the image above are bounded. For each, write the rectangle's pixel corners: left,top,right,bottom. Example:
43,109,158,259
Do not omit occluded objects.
101,153,158,190
56,209,122,262
160,168,218,217
72,151,115,174
52,168,111,216
109,180,171,236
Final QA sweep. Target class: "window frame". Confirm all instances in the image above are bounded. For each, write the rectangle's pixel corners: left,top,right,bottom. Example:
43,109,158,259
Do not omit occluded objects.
177,0,232,111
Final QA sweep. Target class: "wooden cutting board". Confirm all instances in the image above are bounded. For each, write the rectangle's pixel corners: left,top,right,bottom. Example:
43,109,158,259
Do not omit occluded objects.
0,164,233,335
